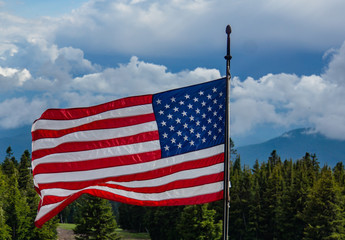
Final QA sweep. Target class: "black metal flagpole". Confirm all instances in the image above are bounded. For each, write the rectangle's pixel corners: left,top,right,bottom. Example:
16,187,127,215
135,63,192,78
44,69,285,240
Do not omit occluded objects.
223,24,232,240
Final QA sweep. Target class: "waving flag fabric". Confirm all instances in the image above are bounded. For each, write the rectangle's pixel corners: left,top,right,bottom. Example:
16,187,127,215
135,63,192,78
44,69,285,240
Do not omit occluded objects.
32,78,226,227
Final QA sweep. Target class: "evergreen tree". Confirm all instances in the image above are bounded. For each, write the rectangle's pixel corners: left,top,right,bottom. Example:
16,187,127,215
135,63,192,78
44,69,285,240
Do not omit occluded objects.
177,204,222,240
0,169,11,240
144,206,183,240
74,194,119,240
302,166,345,240
118,204,147,232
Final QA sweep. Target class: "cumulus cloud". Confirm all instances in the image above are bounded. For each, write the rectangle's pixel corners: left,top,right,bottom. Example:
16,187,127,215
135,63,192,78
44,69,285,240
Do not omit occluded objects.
0,97,48,128
51,0,345,57
231,41,345,140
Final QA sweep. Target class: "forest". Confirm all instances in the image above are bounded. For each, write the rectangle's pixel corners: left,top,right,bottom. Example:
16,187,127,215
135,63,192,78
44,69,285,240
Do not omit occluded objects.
1,145,345,240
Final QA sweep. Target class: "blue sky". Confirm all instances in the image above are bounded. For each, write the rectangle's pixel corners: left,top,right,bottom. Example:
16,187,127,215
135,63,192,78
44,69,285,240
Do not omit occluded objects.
1,0,345,146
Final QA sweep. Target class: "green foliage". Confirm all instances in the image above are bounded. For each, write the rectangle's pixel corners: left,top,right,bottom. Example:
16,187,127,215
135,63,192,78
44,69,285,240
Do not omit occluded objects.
178,204,222,240
0,148,58,240
74,194,120,240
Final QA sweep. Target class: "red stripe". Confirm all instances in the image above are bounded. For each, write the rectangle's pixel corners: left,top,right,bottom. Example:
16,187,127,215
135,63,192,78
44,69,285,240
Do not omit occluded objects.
36,153,224,190
32,130,159,160
41,173,224,205
32,113,155,141
36,95,152,121
35,189,223,228
33,149,162,175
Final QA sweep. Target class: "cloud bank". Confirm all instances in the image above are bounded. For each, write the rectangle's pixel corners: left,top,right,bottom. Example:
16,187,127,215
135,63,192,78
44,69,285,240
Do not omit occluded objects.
1,0,345,142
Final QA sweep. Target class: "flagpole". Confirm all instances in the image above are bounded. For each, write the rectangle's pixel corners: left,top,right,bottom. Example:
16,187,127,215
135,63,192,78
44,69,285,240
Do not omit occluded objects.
223,24,232,240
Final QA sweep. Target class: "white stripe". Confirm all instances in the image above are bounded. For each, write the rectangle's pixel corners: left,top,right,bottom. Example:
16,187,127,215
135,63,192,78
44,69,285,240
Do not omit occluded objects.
32,104,153,131
36,181,223,222
34,144,224,184
108,163,223,188
32,140,161,170
32,121,158,151
41,163,223,197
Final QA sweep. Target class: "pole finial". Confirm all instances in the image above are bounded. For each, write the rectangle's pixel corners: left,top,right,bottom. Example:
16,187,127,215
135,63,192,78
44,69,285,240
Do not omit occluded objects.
226,25,232,35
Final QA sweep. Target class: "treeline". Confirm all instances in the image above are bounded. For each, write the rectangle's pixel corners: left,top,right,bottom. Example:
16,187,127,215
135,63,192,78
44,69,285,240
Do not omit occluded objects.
114,150,345,240
0,147,58,240
2,146,345,240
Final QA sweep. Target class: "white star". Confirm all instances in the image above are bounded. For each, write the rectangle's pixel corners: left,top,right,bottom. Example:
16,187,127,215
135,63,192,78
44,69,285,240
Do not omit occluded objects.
165,104,170,109
219,116,223,121
187,104,193,109
164,145,170,151
177,143,182,149
219,104,223,109
173,107,179,112
184,135,188,141
207,118,212,124
196,121,200,126
177,130,182,136
193,97,199,102
156,99,162,104
212,87,217,93
196,133,201,138
219,92,223,97
208,106,212,112
159,110,164,115
213,135,217,140
183,123,188,129
213,99,217,104
207,94,212,99
171,138,176,144
163,133,168,138
182,111,187,116
179,101,185,105
201,101,206,107
208,130,212,136
213,111,218,116
202,113,206,118
161,121,167,126
167,114,173,119
218,128,222,133
169,126,175,131
199,91,204,96
171,97,176,102
185,94,190,99
202,138,206,143
213,123,218,128
202,126,206,131
195,108,200,114
189,115,195,121
190,128,194,134
189,140,195,146
176,118,181,124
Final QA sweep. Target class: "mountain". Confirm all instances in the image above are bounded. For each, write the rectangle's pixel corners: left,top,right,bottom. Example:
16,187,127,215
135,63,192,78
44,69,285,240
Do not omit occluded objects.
0,125,32,160
236,128,345,167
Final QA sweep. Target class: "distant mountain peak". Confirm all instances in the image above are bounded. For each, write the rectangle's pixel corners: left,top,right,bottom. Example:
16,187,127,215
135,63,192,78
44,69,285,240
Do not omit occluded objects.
237,127,345,167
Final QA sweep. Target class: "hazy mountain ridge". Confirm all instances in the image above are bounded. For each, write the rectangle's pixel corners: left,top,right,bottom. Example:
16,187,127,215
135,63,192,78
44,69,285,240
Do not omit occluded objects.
237,128,345,167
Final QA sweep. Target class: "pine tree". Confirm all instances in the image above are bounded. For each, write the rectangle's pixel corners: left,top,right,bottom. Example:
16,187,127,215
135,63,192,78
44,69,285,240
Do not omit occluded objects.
0,169,12,240
302,166,345,240
74,194,119,240
144,206,183,240
177,204,222,240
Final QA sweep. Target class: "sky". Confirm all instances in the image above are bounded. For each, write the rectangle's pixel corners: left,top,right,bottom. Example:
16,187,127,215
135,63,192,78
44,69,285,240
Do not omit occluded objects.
1,0,345,147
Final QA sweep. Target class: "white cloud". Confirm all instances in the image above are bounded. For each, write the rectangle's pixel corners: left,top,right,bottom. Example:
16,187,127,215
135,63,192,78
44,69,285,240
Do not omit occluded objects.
0,97,48,128
50,0,345,57
0,66,31,90
231,41,345,140
72,56,221,98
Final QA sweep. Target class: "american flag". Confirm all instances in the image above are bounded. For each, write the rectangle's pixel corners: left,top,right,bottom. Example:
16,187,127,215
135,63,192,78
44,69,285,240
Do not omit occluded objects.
32,78,226,227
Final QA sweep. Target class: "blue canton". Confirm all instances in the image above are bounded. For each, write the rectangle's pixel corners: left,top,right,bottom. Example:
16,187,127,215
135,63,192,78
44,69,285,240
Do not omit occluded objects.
152,78,226,158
